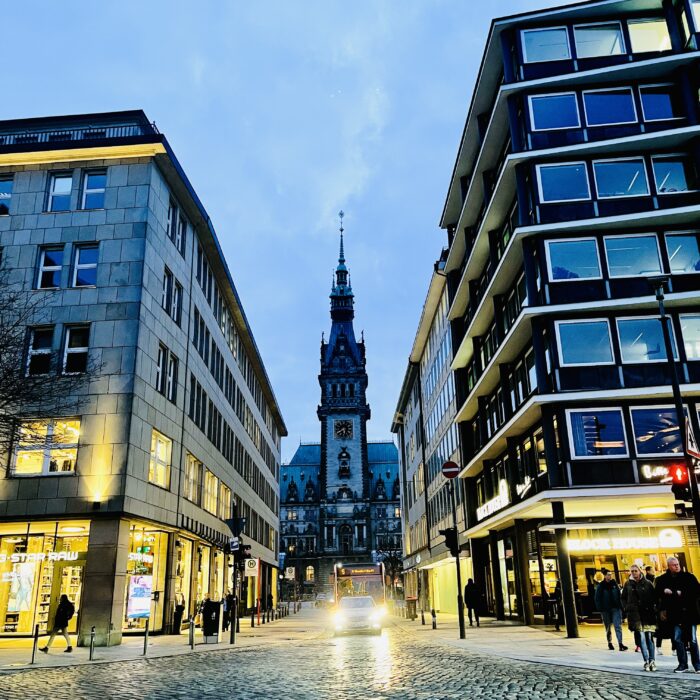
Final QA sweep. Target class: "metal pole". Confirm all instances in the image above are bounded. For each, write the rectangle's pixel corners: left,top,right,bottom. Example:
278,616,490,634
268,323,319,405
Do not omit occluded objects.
431,609,437,629
421,609,425,625
89,626,96,661
230,596,236,645
653,279,700,536
251,609,255,627
449,480,466,639
189,616,195,649
30,624,39,664
143,619,149,656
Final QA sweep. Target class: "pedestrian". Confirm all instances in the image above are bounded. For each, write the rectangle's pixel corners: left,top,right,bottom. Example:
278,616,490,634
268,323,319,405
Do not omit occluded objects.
621,564,657,671
40,594,75,653
267,591,274,612
463,579,480,627
645,566,656,584
553,579,563,632
594,569,628,651
655,556,700,673
222,589,231,632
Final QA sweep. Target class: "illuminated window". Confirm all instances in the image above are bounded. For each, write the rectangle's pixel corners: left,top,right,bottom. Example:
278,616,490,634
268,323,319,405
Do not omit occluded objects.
219,483,232,520
149,430,171,488
203,468,218,514
567,408,628,458
305,565,315,582
13,418,80,475
184,453,202,504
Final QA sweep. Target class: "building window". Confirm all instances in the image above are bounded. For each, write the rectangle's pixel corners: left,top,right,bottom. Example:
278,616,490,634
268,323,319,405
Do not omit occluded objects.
72,245,98,287
652,155,699,194
592,158,649,198
219,483,232,520
582,88,637,126
692,0,700,30
13,418,80,475
149,430,171,488
603,234,661,278
161,268,173,312
666,233,700,274
305,565,315,582
567,408,628,458
203,469,218,514
680,314,700,360
171,281,183,325
184,453,202,504
166,201,186,256
0,176,12,215
63,325,89,374
176,215,187,256
640,84,682,122
26,326,54,375
574,22,625,58
156,344,167,394
536,162,590,203
528,93,580,131
287,509,298,520
37,247,63,289
556,319,613,366
630,406,681,457
81,170,106,209
166,353,178,402
616,317,677,363
628,18,672,53
521,27,571,63
48,173,72,212
545,238,601,281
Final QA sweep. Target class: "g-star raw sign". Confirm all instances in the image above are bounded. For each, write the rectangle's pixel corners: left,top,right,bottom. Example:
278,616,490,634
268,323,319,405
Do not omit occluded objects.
0,551,80,564
476,480,510,521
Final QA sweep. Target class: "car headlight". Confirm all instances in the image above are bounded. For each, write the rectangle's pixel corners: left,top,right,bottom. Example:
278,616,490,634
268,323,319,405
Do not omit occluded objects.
333,612,346,627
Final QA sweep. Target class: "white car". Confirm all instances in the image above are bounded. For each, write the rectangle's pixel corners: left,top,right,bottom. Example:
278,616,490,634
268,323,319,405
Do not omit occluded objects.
332,596,385,635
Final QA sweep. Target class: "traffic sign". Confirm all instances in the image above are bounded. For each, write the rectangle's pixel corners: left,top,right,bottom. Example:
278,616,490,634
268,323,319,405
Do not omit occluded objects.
442,461,460,479
285,566,295,580
229,536,239,552
244,558,259,577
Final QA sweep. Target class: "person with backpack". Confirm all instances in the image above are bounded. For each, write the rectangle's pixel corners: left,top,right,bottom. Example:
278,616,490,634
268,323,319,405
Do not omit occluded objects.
40,594,75,653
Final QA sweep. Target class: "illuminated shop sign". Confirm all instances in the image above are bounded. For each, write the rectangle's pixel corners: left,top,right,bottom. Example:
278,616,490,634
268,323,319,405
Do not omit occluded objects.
476,480,510,522
128,552,154,564
639,464,670,482
0,551,80,564
567,528,683,552
515,476,533,498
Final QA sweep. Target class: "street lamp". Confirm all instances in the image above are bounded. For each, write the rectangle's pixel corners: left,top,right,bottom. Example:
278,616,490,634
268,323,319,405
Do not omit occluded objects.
648,275,700,537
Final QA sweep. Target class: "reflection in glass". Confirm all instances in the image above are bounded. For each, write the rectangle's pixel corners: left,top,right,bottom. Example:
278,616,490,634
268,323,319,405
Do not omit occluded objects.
628,19,672,53
681,314,700,359
617,317,676,362
631,407,680,456
574,24,625,58
640,85,681,121
530,94,579,130
557,320,613,365
569,409,627,457
583,89,636,126
538,163,590,202
547,239,600,280
666,234,700,274
522,28,570,63
593,159,649,198
653,156,699,194
604,235,661,277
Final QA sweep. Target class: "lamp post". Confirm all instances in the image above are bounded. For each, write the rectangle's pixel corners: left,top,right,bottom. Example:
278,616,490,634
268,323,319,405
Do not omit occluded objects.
648,275,700,536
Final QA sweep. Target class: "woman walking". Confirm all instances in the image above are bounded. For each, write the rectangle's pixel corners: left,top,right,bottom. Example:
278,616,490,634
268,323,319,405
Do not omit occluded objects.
622,564,657,671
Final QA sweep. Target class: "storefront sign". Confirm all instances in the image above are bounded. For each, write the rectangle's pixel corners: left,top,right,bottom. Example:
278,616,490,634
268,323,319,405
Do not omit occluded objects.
476,480,510,522
0,551,80,564
515,476,533,498
127,574,153,618
639,464,670,482
567,528,683,553
128,552,154,564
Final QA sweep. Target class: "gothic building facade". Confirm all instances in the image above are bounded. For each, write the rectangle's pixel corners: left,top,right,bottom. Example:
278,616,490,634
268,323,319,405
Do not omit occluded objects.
280,224,401,592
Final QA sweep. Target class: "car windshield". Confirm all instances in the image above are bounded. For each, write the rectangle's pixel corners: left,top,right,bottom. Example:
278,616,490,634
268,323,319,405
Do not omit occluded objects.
339,597,374,609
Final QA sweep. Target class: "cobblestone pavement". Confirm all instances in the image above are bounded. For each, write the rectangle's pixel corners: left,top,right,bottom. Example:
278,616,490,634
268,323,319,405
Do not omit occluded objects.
1,618,699,700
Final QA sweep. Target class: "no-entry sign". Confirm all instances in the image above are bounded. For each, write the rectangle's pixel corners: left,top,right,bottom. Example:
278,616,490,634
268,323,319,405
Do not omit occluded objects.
442,461,460,479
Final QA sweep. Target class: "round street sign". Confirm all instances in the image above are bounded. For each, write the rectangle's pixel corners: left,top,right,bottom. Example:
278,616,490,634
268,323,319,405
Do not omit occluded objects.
442,461,460,479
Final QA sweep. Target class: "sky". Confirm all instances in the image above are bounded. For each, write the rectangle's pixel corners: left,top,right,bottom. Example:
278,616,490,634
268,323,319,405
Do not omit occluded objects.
5,0,565,462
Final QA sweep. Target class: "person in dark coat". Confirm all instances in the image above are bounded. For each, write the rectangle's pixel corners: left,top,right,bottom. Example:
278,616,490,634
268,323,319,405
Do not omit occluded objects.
621,565,657,671
463,579,480,627
40,594,74,653
655,556,700,673
645,566,656,584
594,570,628,651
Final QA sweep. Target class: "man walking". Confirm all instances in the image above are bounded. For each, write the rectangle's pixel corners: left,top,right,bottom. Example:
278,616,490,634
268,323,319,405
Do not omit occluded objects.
464,579,481,627
594,569,627,651
40,595,75,653
655,556,700,673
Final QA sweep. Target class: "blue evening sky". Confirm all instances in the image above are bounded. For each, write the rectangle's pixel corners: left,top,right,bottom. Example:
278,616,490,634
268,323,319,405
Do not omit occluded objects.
6,1,564,461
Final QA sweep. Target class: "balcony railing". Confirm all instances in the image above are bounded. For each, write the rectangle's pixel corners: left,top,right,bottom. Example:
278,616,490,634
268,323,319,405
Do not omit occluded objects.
0,122,158,147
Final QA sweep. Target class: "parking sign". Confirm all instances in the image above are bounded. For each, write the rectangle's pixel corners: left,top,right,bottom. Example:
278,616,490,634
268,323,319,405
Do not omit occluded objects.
244,558,259,577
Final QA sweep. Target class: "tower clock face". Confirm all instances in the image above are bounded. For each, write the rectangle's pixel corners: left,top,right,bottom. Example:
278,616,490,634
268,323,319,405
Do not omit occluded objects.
334,420,353,439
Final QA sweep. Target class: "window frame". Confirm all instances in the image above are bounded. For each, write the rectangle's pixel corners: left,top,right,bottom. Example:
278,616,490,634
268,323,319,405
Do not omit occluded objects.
72,244,98,288
62,325,90,375
521,26,572,64
12,418,81,477
528,92,581,132
536,161,592,204
680,312,700,360
573,20,626,59
166,352,178,403
156,343,167,394
615,315,678,364
591,156,650,200
37,246,64,290
80,169,107,210
148,429,172,489
665,231,700,275
545,237,602,282
565,407,629,460
630,404,683,457
581,86,638,127
203,468,219,514
26,326,54,376
161,267,173,313
47,172,73,212
651,153,699,195
0,175,13,216
555,318,615,367
184,453,202,504
602,233,662,279
627,17,672,53
639,83,684,123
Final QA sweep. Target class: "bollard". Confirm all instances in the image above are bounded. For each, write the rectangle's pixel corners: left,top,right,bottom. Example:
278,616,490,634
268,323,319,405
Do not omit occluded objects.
30,624,39,664
107,622,114,647
261,607,266,625
143,619,149,656
89,626,96,661
189,616,195,650
431,609,437,629
251,610,255,628
421,609,426,626
230,598,236,645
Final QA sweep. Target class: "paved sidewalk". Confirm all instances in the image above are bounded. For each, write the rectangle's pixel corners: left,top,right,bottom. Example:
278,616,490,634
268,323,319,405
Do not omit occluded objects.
392,610,700,679
0,605,315,674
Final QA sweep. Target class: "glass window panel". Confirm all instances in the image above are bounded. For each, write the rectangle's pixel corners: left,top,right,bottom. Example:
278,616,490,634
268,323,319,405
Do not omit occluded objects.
547,239,600,280
75,268,97,287
593,159,649,198
13,451,44,474
522,28,571,63
86,173,106,190
84,192,105,209
19,421,48,446
631,407,681,456
667,233,700,274
51,175,72,195
43,249,63,267
557,320,613,365
31,328,53,351
64,352,87,374
628,19,672,53
653,156,699,194
617,317,676,362
530,94,579,130
574,23,625,58
569,409,627,457
640,85,681,121
583,89,636,126
693,1,700,30
77,247,98,265
681,314,700,359
48,448,77,472
53,420,80,444
0,178,12,215
538,163,590,202
604,235,662,277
